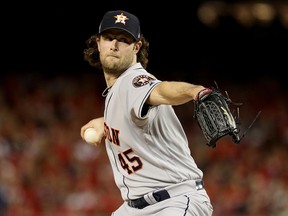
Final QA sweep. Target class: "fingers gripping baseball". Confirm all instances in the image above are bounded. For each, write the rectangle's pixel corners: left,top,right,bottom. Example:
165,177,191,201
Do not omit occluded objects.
80,117,104,145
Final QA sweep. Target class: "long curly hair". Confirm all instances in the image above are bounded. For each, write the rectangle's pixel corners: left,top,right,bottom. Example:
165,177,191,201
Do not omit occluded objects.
83,33,149,70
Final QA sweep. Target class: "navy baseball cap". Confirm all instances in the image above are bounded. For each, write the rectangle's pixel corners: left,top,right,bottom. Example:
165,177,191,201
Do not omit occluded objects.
99,10,141,40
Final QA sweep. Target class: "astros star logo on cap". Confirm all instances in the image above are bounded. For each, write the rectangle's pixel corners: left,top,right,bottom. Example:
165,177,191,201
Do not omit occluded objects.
99,10,141,40
114,13,129,25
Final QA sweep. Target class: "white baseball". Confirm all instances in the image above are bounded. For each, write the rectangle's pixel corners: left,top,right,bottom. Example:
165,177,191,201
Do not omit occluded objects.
84,128,98,144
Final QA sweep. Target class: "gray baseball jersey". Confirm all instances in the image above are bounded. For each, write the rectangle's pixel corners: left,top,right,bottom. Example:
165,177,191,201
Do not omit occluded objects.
103,63,204,201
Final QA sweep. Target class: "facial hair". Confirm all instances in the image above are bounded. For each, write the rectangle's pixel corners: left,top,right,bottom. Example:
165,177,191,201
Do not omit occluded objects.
101,52,135,77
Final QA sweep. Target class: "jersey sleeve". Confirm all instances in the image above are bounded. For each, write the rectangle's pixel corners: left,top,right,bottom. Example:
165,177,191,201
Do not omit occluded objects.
120,72,161,120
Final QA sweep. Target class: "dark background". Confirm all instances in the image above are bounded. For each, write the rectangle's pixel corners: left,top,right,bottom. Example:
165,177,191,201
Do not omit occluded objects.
2,1,288,86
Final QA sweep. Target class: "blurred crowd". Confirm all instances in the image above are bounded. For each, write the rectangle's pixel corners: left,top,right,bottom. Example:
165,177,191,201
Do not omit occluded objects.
0,72,287,216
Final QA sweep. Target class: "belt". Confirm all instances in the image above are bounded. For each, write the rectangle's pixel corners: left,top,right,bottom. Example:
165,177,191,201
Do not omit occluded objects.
127,179,205,209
